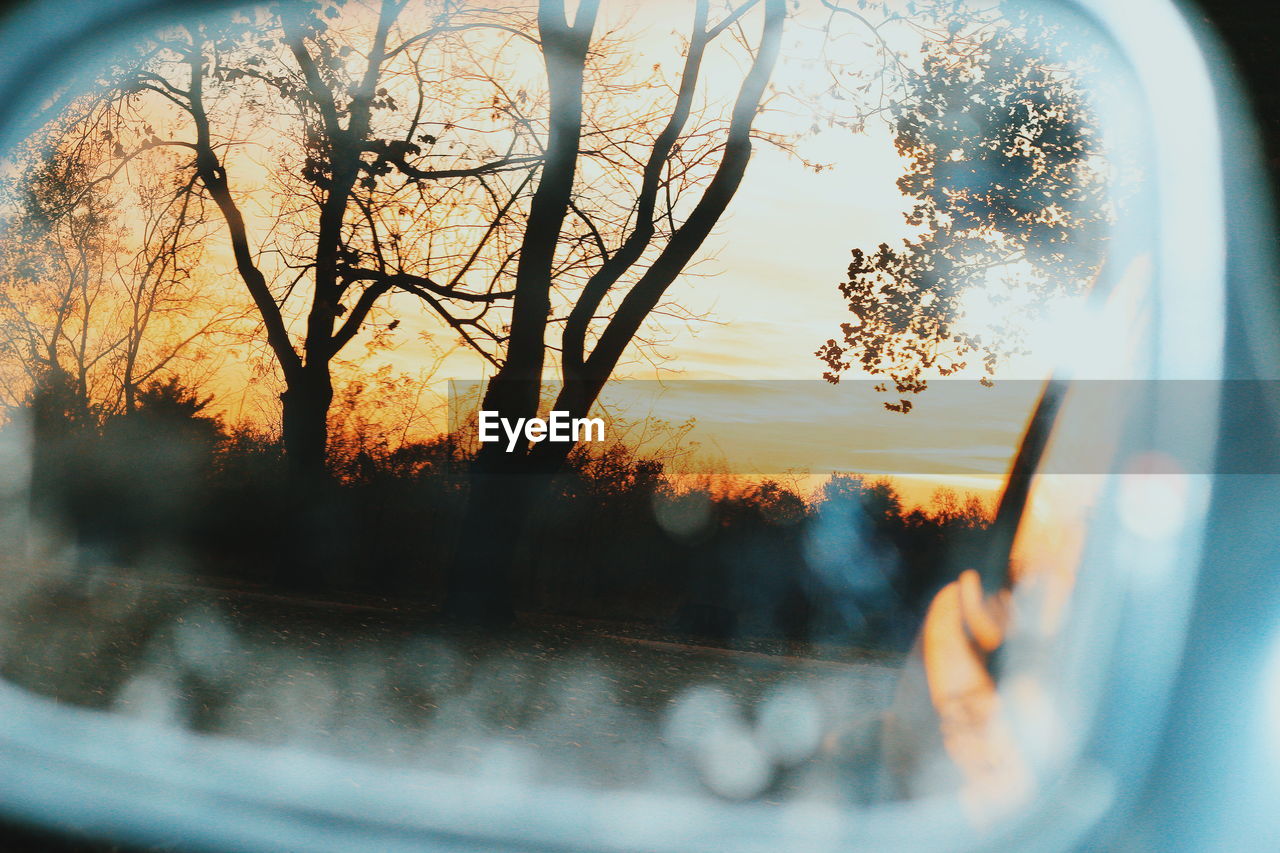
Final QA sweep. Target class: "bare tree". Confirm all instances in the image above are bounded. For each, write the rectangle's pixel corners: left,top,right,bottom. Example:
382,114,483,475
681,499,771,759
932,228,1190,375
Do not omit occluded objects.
0,146,112,421
449,0,786,620
0,127,230,425
59,0,782,615
88,1,547,477
86,0,788,483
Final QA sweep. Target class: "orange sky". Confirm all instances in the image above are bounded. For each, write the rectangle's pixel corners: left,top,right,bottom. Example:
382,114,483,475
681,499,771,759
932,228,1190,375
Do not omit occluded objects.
275,2,1069,507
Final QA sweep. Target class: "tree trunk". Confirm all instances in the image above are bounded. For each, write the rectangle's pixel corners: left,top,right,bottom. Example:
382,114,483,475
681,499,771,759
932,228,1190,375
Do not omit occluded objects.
441,2,600,625
446,472,526,624
439,0,784,624
272,365,339,590
280,366,333,483
446,437,565,624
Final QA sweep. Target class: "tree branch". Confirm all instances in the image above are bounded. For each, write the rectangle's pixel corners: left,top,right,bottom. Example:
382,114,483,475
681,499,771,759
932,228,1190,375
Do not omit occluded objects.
187,38,302,379
329,280,393,355
480,0,601,431
339,268,516,303
560,0,712,377
369,143,543,181
582,0,785,383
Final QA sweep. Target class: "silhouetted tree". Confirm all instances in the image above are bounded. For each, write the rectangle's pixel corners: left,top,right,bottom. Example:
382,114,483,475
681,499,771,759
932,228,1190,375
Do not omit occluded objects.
447,0,786,622
0,123,232,421
813,17,1117,599
816,21,1110,409
84,0,788,493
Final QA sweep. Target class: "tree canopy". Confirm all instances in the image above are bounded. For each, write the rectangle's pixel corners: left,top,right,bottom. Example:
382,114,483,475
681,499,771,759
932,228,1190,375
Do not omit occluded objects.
817,21,1111,410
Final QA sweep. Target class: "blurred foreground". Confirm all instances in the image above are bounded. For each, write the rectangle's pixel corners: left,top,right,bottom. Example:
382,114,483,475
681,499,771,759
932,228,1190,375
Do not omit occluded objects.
0,565,901,802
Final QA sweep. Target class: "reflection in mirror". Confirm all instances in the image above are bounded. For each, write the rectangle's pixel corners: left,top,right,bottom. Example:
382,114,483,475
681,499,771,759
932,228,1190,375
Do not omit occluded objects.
0,0,1174,843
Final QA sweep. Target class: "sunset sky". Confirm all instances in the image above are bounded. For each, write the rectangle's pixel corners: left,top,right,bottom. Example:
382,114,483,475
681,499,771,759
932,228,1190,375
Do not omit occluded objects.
398,113,1025,505
270,0,1111,507
20,0,1138,507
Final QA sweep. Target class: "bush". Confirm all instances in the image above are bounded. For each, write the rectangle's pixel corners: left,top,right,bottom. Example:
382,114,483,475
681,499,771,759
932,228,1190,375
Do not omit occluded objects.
20,391,988,650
